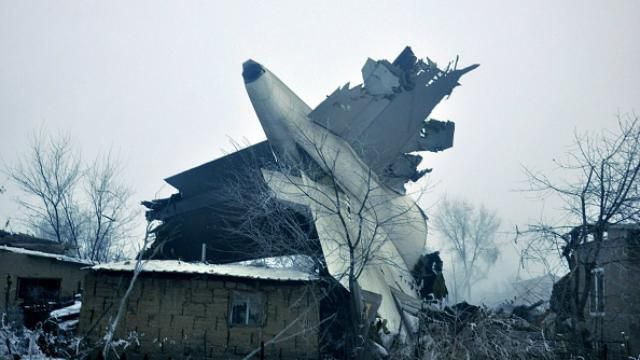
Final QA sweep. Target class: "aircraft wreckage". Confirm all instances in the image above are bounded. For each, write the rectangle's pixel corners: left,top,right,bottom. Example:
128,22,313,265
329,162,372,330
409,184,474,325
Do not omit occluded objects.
144,46,477,333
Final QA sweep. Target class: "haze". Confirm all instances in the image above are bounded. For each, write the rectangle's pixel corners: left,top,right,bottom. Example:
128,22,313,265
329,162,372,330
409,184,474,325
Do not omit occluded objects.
1,1,638,301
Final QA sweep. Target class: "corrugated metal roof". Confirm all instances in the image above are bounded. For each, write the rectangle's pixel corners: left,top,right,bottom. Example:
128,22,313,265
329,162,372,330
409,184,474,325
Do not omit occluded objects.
89,260,317,282
0,245,94,265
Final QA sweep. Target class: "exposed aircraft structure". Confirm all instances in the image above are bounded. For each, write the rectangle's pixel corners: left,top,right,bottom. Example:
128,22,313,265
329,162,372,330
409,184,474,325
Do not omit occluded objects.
242,46,477,331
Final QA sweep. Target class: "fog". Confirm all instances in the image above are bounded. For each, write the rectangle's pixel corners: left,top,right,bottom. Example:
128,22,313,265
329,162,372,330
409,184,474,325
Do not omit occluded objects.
1,1,638,303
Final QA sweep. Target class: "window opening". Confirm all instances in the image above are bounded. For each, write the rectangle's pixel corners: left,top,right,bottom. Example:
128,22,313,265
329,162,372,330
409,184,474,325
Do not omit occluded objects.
17,278,61,304
230,291,265,326
590,268,605,316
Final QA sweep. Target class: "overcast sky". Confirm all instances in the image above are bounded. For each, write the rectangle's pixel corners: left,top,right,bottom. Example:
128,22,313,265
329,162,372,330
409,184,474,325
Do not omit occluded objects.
1,1,639,296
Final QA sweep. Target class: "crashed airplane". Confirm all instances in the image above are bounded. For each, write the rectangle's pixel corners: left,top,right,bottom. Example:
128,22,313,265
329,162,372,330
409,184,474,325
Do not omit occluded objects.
144,46,477,334
242,46,477,330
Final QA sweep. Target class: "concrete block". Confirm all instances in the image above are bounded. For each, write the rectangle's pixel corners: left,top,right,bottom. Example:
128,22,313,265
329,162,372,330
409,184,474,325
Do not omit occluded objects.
173,314,194,329
190,289,213,304
207,279,226,289
183,303,206,317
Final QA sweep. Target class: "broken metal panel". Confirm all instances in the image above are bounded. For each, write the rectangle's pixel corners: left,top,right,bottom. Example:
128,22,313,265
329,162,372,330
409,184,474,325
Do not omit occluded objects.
392,46,418,72
347,95,390,140
406,119,455,153
376,119,455,189
353,61,473,173
361,290,383,324
358,266,403,331
383,153,426,191
310,84,391,140
308,46,477,193
361,58,401,96
390,287,423,317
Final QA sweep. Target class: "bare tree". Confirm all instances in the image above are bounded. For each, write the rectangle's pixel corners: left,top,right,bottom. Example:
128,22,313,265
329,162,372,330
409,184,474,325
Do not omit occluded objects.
5,131,135,262
0,184,8,231
433,197,501,302
101,220,164,359
6,131,82,247
81,154,135,262
519,113,640,353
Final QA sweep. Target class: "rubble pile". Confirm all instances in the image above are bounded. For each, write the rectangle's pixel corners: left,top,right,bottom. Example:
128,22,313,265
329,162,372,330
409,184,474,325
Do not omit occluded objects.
418,303,552,360
383,302,555,360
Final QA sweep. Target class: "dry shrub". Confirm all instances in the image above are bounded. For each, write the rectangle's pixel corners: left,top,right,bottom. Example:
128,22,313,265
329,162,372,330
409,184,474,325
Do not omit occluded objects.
387,306,556,360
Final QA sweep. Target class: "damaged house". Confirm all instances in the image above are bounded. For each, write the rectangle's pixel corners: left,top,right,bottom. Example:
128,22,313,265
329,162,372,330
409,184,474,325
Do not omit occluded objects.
79,260,321,359
0,230,91,327
550,224,640,358
78,147,341,359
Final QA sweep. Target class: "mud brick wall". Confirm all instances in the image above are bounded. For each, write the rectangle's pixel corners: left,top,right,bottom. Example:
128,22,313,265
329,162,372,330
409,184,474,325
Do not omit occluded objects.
78,270,320,359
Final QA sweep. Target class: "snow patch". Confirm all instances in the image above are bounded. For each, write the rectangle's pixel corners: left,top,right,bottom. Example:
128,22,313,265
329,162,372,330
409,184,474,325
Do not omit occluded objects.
90,259,317,282
50,300,81,319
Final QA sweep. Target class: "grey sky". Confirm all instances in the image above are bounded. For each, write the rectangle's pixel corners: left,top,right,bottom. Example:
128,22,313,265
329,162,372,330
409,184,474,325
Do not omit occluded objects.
1,1,639,296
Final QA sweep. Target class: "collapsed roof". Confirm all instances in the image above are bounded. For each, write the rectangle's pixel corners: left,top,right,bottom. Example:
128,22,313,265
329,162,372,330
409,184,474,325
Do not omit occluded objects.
143,142,319,263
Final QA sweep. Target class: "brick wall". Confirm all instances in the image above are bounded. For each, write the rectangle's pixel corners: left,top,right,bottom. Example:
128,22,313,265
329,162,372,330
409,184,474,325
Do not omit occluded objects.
78,271,320,359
